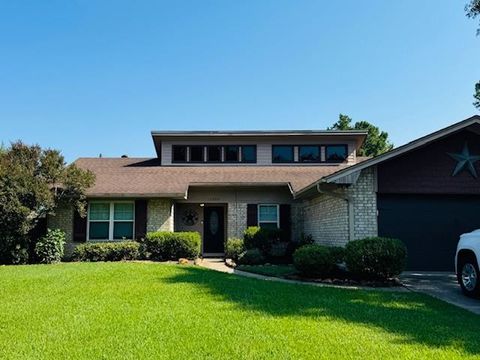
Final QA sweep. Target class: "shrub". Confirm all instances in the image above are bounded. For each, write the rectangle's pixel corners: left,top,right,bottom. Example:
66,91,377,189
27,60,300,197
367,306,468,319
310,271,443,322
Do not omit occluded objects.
329,246,346,263
34,228,65,264
142,232,201,261
243,226,284,253
345,237,407,280
225,238,245,261
71,241,140,262
286,233,315,259
237,248,265,265
293,244,339,278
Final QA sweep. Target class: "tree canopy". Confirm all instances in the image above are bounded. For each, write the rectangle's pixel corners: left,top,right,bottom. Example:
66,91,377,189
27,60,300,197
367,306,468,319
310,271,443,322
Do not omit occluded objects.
328,114,393,157
465,1,480,109
0,142,94,263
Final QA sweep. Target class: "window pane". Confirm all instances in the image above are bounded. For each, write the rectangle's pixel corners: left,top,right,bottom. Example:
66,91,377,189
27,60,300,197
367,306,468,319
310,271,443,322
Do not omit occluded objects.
326,145,348,162
259,222,278,230
114,203,134,220
225,146,239,162
89,222,109,239
190,146,204,162
241,146,256,163
207,145,221,162
299,146,320,162
89,203,110,221
259,205,278,222
113,222,134,239
272,146,294,162
172,146,187,162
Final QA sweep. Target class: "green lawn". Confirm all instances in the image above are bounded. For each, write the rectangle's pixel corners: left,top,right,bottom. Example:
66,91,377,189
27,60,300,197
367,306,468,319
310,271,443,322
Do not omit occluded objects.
236,264,297,277
1,262,479,359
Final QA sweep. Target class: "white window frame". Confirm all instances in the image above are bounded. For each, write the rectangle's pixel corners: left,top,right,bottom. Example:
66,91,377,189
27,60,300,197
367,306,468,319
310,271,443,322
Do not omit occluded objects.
87,201,135,241
257,204,280,228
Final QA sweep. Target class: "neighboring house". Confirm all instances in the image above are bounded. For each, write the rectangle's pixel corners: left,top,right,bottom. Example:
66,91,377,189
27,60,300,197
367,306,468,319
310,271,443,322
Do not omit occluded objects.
49,115,480,271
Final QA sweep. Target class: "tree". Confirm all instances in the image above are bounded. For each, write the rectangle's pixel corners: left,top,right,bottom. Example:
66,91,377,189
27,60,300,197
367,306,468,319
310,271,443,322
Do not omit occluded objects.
465,1,480,109
474,81,480,110
328,114,393,157
466,0,480,34
0,142,95,264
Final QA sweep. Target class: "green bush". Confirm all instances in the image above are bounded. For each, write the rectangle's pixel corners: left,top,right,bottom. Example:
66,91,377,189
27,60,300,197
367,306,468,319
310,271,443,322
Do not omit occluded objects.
293,244,339,278
345,237,407,280
329,246,346,263
225,238,245,261
71,241,140,262
243,226,284,253
35,228,65,264
142,231,201,261
237,248,266,265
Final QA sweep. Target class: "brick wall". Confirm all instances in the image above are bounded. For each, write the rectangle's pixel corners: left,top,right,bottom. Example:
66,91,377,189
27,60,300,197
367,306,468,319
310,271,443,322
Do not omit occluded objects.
47,203,74,243
348,167,378,240
301,167,378,246
147,199,174,232
227,202,247,239
302,192,349,246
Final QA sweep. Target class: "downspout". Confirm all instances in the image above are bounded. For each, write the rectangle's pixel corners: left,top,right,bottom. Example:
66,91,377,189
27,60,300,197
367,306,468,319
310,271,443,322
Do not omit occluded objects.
316,182,355,242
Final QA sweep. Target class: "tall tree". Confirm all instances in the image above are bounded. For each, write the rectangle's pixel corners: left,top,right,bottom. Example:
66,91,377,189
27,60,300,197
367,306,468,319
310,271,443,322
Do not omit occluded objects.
329,114,393,157
466,0,480,34
0,142,95,264
465,1,480,109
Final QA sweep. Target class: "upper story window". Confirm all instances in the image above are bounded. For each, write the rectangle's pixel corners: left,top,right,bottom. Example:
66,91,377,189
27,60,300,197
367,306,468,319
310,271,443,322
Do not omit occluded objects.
326,145,348,163
299,145,320,163
171,145,257,163
190,146,204,162
225,145,239,162
207,145,222,162
172,145,187,162
241,145,256,163
272,145,294,163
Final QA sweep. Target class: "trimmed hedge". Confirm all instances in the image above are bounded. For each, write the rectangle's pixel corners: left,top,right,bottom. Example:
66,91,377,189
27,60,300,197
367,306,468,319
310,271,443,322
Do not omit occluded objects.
237,248,265,265
225,238,245,262
35,228,65,264
293,244,339,278
72,241,140,262
143,231,201,261
345,237,407,280
243,226,283,253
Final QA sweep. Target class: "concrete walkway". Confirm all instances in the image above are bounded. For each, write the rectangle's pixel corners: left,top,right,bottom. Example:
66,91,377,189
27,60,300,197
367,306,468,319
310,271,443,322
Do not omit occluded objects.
400,272,480,315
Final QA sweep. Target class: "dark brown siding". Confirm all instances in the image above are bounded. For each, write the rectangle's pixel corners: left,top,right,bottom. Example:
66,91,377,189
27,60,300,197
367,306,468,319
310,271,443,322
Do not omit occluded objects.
378,127,480,195
135,200,148,240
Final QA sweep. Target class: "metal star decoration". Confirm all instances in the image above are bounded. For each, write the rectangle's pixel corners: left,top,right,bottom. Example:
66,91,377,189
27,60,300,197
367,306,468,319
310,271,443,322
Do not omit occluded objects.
447,142,480,178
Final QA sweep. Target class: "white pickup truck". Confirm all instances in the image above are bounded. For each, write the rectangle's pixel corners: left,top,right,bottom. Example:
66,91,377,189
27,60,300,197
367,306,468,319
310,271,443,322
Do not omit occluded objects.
456,229,480,298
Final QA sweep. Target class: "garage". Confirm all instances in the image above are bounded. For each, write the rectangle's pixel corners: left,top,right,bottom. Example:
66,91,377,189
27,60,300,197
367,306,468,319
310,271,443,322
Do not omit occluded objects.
317,116,480,271
378,194,480,271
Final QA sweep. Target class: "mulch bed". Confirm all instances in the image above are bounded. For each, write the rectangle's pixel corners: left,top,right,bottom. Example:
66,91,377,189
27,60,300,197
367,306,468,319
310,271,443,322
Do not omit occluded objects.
284,273,402,288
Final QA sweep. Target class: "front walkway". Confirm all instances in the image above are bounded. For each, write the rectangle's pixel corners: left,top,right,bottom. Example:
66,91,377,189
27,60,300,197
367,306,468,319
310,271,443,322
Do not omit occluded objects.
400,272,480,315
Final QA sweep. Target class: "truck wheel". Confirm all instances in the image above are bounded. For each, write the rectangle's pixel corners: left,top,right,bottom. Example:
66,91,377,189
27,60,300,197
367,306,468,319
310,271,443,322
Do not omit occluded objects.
457,254,480,298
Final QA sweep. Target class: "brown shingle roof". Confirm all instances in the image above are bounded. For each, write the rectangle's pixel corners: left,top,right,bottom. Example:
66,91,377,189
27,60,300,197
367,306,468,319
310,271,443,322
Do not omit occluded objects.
75,158,355,198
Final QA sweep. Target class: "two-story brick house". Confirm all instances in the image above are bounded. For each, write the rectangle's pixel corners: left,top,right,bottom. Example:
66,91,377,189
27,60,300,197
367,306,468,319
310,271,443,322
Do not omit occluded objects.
49,115,480,271
50,129,368,256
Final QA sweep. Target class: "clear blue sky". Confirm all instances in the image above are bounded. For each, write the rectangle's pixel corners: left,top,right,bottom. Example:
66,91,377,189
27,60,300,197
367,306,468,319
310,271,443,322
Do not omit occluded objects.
1,1,479,162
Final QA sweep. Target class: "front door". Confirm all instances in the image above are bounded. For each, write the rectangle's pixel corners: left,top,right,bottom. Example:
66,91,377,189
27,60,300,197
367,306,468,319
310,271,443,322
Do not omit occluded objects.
203,206,225,254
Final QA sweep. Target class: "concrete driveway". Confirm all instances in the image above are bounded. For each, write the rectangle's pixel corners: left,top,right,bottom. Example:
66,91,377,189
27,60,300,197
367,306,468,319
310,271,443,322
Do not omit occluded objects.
400,272,480,315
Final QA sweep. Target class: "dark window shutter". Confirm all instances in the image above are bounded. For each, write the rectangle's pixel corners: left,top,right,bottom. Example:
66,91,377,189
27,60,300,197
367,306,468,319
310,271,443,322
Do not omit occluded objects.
73,210,87,242
247,204,258,227
279,204,291,241
135,199,148,240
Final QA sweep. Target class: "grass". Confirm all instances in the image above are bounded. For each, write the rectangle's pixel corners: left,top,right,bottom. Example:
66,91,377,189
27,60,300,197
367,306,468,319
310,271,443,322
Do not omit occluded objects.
0,262,479,359
236,264,297,277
